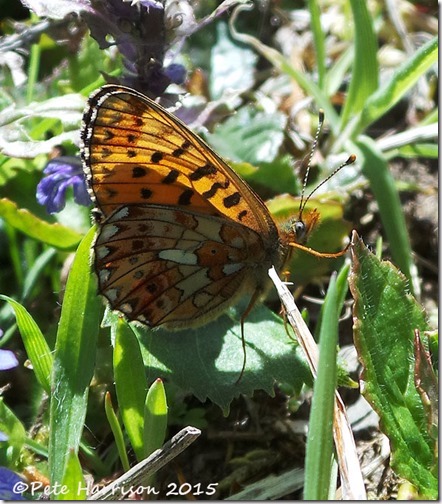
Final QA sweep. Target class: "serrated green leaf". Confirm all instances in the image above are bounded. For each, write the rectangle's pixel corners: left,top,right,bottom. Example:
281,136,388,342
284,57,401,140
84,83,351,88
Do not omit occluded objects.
0,198,82,250
349,233,437,499
134,302,310,413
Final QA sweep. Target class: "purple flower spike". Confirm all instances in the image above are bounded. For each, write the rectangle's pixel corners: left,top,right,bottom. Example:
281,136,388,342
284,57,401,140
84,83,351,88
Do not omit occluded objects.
36,157,91,214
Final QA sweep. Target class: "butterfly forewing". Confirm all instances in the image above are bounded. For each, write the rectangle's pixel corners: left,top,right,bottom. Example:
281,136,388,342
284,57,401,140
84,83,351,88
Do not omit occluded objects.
82,86,276,235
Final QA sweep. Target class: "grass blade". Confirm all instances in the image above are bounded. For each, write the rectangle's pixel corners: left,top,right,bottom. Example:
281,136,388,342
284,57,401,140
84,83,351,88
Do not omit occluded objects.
0,295,52,393
304,273,339,499
340,0,379,129
356,135,414,288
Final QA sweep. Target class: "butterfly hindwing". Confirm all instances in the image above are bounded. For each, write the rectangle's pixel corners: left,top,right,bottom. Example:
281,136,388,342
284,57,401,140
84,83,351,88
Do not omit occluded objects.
94,205,271,327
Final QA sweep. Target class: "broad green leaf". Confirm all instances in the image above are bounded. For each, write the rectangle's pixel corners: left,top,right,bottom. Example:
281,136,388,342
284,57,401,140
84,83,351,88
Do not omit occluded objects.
267,196,351,285
349,233,437,499
135,302,310,413
232,156,299,196
0,295,52,393
0,198,82,250
114,320,146,462
210,22,257,99
49,227,101,490
0,93,83,157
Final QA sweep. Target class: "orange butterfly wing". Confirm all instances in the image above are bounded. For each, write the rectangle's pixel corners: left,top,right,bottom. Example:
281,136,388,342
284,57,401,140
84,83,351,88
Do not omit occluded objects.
81,85,283,328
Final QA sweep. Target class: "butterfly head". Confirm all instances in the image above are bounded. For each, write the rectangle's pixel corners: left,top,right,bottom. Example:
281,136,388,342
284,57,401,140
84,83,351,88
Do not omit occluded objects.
291,207,320,245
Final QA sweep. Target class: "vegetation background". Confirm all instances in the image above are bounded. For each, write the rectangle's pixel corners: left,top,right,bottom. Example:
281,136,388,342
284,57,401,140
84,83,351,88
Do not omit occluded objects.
0,0,437,500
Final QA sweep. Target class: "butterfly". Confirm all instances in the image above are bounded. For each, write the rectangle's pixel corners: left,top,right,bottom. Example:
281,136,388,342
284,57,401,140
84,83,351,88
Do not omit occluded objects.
80,85,350,332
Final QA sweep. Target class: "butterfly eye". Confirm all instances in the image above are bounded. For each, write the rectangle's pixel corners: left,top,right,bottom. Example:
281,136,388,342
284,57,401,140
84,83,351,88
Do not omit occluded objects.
294,220,307,243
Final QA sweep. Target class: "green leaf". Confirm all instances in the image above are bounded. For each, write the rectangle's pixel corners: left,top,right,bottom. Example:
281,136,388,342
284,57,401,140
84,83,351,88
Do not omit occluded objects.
355,136,413,287
394,143,438,159
358,36,437,133
114,320,146,462
0,93,83,158
0,295,52,393
349,233,437,499
210,22,258,99
205,106,286,165
60,449,87,500
232,156,299,196
0,398,26,466
0,198,82,250
144,379,168,459
134,302,310,413
304,273,339,500
48,227,101,489
308,0,326,89
104,392,130,472
22,248,57,301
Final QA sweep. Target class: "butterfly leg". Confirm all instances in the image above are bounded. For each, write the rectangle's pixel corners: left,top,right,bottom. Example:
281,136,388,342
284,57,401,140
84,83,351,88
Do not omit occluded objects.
236,288,262,384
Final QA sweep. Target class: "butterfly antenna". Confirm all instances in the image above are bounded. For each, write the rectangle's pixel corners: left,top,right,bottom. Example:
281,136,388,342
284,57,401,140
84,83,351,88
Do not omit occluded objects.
301,154,356,212
298,109,325,218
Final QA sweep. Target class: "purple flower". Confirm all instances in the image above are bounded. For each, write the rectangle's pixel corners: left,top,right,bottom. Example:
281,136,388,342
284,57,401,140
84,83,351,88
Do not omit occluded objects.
0,349,18,371
0,467,26,500
36,157,91,214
